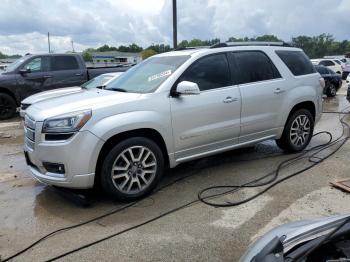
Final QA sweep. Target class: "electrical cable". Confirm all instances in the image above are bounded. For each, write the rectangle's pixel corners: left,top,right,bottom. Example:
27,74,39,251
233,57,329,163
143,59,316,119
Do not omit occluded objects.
1,170,202,262
198,108,350,207
43,108,350,261
3,108,350,261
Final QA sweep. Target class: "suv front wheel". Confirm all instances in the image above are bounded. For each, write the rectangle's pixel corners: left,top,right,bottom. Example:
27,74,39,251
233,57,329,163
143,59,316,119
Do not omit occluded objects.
101,137,164,200
276,109,314,153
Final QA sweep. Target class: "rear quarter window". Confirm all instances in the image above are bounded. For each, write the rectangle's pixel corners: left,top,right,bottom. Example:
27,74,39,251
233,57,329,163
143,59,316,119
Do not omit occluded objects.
52,56,79,71
275,50,316,76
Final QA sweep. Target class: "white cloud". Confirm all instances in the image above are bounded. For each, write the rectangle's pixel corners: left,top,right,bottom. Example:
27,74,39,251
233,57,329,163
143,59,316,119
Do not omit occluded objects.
0,0,349,55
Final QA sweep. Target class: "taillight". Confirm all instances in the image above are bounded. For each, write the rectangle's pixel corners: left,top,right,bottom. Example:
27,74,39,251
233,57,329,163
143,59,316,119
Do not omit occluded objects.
319,77,325,89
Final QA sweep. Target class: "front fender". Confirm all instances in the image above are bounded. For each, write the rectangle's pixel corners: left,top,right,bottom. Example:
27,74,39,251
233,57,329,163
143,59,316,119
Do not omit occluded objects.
87,110,174,154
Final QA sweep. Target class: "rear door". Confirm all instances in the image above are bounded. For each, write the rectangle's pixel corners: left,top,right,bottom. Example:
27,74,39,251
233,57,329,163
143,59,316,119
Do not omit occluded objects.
50,55,87,89
170,53,241,161
230,51,285,142
16,56,52,99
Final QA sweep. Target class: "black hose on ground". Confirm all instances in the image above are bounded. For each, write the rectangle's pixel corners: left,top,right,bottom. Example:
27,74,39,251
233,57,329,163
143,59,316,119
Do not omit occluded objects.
3,109,350,261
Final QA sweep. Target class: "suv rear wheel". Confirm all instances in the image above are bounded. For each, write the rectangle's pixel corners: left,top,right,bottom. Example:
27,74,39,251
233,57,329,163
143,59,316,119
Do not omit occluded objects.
101,137,164,200
0,93,17,120
326,84,337,97
276,109,314,153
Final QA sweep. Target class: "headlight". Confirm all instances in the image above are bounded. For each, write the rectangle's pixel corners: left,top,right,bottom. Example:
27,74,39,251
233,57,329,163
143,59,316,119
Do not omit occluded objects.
42,110,92,133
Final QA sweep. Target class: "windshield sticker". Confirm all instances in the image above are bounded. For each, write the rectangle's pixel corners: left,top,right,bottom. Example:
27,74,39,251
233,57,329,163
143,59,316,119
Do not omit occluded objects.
148,70,172,82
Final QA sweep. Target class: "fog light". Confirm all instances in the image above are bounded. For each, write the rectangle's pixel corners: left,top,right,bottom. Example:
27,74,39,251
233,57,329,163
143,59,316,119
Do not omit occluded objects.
42,162,65,174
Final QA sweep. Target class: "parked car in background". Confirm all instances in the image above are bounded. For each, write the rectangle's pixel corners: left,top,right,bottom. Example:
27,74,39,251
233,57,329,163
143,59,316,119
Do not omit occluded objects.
347,73,350,83
20,72,124,117
240,214,350,262
24,43,323,200
314,65,342,97
0,53,130,120
311,59,342,75
342,62,350,80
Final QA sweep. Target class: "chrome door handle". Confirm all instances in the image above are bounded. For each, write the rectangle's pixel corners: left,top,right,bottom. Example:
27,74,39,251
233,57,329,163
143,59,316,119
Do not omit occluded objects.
274,88,285,94
223,97,238,103
75,73,83,76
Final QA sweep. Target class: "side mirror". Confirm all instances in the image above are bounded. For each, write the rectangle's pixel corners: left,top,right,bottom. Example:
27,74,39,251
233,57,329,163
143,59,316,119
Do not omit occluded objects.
175,81,200,96
19,67,31,74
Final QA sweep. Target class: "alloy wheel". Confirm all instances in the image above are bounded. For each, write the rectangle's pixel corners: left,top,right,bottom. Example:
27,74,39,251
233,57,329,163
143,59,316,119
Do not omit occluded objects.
289,115,311,147
110,146,157,194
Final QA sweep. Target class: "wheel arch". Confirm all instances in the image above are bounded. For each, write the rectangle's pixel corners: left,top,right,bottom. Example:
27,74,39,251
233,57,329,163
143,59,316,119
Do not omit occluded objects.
0,87,18,105
94,128,169,185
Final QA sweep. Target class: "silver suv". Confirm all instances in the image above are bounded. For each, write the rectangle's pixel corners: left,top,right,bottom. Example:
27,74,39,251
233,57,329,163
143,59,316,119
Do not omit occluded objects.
24,43,323,200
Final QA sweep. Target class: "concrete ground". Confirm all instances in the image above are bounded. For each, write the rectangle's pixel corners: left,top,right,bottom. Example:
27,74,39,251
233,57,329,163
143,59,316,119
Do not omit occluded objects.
1,83,350,262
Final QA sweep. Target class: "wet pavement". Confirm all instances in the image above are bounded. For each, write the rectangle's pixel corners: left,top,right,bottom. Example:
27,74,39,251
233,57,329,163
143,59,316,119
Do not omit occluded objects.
1,85,350,261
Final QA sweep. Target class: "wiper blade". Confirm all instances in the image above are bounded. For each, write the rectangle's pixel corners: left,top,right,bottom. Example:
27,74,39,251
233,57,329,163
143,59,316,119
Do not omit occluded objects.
108,88,128,92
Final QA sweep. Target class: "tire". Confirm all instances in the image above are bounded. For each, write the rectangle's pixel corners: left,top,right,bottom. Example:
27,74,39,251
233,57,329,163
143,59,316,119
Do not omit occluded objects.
326,84,337,97
0,93,17,120
276,109,314,153
101,137,164,200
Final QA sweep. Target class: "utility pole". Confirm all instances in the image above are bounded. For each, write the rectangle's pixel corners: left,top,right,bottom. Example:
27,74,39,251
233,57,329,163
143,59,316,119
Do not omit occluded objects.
47,32,51,53
71,40,75,52
172,0,177,49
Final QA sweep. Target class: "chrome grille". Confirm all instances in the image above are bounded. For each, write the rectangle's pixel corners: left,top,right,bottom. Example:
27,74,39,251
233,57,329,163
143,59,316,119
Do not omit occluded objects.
24,115,36,150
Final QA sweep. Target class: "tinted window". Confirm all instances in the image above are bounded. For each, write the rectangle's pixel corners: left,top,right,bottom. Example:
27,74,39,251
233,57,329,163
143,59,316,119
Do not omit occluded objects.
319,60,335,66
334,60,341,65
52,56,79,71
315,66,328,75
276,50,316,76
179,54,231,91
23,57,50,72
232,51,281,84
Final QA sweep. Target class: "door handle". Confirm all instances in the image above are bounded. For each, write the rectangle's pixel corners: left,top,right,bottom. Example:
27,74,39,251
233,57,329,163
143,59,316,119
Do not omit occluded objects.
43,75,52,79
75,73,83,76
223,97,238,103
274,88,285,94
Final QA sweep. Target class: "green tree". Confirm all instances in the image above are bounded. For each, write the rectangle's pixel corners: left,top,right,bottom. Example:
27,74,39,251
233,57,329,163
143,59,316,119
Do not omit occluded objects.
141,49,157,59
82,51,93,62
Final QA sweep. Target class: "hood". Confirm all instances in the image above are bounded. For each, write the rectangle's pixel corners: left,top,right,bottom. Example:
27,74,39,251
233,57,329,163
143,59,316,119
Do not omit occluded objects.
26,88,141,121
240,214,350,262
21,86,82,105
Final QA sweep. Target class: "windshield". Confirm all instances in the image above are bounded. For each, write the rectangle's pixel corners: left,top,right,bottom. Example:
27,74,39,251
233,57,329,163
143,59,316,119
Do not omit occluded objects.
81,73,121,89
4,57,26,72
105,55,190,93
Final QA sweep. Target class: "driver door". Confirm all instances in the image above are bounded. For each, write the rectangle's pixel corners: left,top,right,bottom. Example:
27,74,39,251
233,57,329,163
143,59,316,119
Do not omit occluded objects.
170,53,241,162
16,56,52,100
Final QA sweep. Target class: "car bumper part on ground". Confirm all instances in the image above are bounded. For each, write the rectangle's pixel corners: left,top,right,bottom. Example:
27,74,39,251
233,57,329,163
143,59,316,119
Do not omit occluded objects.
24,125,103,189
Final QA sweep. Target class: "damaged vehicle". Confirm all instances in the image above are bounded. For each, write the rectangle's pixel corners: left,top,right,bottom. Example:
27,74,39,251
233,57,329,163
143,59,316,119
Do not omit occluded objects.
240,214,350,262
23,42,323,200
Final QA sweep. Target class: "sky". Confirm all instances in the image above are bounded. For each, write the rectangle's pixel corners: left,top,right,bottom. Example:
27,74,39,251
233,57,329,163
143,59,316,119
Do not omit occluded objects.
0,0,349,55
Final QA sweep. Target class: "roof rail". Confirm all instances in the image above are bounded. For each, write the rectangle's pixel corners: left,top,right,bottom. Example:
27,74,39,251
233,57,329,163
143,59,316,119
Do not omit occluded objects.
210,41,291,49
175,46,210,51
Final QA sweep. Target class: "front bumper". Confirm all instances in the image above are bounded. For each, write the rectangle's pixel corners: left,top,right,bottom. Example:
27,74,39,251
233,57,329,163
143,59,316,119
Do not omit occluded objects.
24,122,104,189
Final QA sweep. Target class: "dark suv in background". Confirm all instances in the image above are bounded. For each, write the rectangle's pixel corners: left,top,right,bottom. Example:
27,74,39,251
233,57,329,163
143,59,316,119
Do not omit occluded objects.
315,65,342,97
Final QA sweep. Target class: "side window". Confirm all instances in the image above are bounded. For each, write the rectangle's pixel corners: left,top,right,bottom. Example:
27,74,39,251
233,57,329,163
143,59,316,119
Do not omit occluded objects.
316,66,328,75
276,50,316,76
233,51,281,84
320,60,335,66
23,57,50,73
179,54,231,91
52,56,79,71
